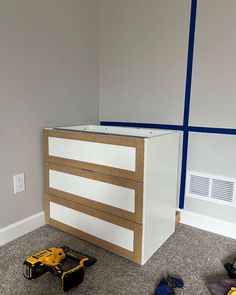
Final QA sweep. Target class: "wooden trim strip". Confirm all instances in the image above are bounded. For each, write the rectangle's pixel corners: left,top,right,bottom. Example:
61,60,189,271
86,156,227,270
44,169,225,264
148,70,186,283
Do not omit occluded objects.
133,222,142,263
43,130,49,163
47,157,140,181
45,163,143,224
49,219,135,262
44,193,50,224
43,129,144,182
135,140,144,182
46,162,138,189
44,129,142,147
48,194,135,230
45,194,142,264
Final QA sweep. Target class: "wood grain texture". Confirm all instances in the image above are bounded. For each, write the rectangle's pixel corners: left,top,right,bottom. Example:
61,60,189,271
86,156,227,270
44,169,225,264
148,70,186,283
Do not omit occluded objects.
135,140,144,182
44,193,50,224
43,130,49,163
133,223,142,264
48,218,136,262
44,129,142,147
43,129,144,182
175,211,181,226
48,194,135,230
46,194,142,264
45,163,143,224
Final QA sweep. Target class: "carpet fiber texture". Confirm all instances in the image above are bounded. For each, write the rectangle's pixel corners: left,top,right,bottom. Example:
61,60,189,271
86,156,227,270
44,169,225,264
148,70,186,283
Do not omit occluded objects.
0,224,235,295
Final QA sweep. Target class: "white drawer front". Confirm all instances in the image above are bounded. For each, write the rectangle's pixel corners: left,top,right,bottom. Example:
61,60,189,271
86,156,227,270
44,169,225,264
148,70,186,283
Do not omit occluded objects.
49,169,135,212
48,137,136,171
50,202,134,251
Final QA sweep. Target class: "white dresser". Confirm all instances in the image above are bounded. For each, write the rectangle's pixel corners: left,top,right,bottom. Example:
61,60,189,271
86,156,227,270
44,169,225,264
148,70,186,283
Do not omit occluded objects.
44,125,179,264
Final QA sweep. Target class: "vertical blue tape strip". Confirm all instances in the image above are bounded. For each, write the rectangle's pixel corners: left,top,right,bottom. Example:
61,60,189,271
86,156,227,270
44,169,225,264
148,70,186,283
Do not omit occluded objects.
179,0,198,209
179,130,189,208
183,0,198,128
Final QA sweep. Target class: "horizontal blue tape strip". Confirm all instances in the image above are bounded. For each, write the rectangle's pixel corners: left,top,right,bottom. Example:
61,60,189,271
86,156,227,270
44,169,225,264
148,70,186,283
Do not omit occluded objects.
100,121,236,135
189,126,236,135
100,121,183,131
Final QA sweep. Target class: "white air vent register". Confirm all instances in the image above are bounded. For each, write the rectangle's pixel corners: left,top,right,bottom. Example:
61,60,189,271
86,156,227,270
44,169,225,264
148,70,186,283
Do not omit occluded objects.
186,171,236,207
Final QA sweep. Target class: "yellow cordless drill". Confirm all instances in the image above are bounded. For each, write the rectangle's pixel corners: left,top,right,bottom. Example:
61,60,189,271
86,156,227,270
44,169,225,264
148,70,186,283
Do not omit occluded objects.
23,246,97,292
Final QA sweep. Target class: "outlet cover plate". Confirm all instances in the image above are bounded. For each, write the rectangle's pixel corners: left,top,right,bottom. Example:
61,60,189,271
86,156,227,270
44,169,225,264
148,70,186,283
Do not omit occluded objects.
13,173,25,194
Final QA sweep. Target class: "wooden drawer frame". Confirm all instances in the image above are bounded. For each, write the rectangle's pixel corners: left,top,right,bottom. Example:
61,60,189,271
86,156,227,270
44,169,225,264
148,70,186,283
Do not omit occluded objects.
45,194,142,264
45,163,143,224
43,129,144,182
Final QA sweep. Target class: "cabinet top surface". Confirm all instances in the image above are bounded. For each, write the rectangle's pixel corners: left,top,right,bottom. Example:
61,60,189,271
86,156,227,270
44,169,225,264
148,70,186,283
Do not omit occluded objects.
45,125,176,138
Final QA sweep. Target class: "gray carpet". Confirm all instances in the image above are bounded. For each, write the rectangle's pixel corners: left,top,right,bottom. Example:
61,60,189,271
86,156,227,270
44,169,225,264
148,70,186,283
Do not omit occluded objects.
0,224,235,295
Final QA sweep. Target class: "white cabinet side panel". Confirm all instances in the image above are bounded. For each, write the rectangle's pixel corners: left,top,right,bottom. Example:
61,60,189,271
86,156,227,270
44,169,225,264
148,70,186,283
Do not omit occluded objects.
48,137,136,171
49,169,135,212
50,202,134,251
142,133,179,264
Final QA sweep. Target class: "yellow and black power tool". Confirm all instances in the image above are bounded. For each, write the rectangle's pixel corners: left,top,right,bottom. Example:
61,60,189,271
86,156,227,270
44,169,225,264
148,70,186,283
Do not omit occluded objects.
23,246,97,292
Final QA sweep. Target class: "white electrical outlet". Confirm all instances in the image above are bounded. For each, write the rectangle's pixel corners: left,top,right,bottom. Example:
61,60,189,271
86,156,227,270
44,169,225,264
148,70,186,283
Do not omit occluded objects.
13,173,25,194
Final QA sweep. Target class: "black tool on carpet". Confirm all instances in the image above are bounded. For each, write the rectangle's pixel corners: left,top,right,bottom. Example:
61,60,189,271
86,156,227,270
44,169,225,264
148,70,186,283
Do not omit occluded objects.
155,276,184,295
225,258,236,278
23,246,97,292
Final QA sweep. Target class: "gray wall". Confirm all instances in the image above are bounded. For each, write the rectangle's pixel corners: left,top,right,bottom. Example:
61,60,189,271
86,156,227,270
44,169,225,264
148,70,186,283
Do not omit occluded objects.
99,0,190,210
186,0,236,222
99,0,236,223
190,0,236,129
0,0,99,228
99,0,190,125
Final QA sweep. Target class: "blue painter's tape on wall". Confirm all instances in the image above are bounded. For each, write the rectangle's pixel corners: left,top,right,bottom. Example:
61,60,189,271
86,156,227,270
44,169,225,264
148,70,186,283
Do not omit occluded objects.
179,0,198,209
183,0,198,128
189,126,236,135
100,121,183,131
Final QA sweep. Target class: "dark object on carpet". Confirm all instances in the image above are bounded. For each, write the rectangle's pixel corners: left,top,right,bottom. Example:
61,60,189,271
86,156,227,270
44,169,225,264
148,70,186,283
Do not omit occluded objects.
155,276,184,295
166,275,184,289
155,278,173,295
225,258,236,278
206,278,236,295
155,285,174,295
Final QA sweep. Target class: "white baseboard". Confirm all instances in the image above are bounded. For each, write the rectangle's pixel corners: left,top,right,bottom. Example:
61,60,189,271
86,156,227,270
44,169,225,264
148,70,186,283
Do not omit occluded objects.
0,212,45,246
180,209,236,240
